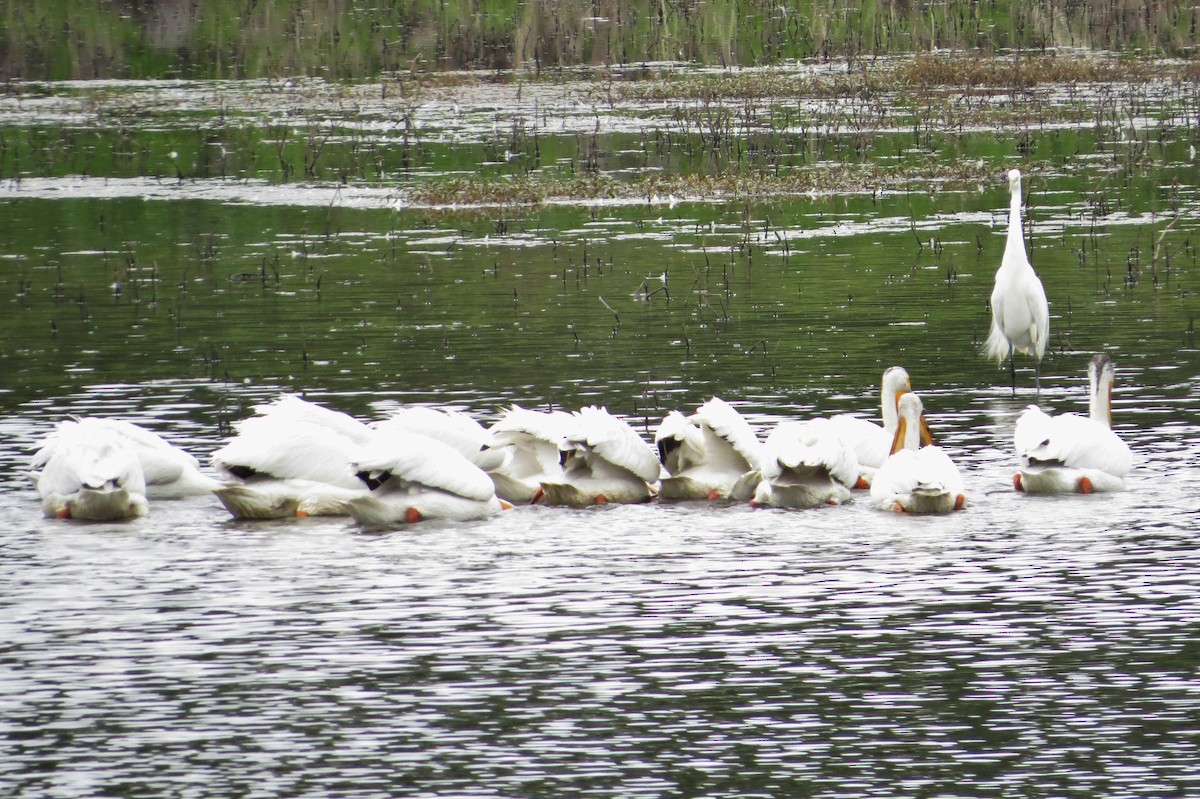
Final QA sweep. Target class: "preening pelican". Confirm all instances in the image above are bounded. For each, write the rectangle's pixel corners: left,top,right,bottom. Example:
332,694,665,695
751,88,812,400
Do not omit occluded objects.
484,405,574,503
372,405,507,472
34,418,149,520
251,393,374,445
655,397,763,501
870,393,966,514
827,365,912,487
1013,353,1132,494
211,407,367,519
750,418,859,509
30,417,220,500
346,429,509,527
538,406,660,506
985,168,1049,396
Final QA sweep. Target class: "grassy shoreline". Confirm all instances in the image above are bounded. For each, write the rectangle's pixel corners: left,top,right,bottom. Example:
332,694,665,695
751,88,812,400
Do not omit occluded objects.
3,0,1197,81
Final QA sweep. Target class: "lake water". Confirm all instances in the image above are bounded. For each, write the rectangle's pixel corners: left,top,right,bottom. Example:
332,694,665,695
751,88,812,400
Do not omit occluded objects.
1,67,1198,797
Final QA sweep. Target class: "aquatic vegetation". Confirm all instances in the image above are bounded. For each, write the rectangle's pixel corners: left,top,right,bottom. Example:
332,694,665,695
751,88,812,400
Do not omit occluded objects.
4,0,1197,80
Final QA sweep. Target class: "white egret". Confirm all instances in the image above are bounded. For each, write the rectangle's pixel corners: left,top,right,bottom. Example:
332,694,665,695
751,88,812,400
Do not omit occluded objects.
1013,353,1132,494
985,168,1049,396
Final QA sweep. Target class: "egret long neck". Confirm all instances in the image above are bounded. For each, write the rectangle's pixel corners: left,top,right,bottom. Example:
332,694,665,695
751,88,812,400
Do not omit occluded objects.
1006,182,1028,263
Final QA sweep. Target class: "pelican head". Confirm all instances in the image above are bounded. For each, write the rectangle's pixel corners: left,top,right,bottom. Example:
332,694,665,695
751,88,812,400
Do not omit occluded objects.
881,366,912,426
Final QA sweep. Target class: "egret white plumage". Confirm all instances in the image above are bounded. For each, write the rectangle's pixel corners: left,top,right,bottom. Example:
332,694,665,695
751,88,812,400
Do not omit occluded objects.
1012,354,1132,494
870,393,966,514
749,418,859,509
826,365,912,487
655,397,763,501
538,406,660,506
985,168,1049,396
34,418,149,520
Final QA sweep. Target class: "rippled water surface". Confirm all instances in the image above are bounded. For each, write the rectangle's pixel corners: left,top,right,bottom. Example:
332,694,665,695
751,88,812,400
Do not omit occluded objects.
2,70,1199,797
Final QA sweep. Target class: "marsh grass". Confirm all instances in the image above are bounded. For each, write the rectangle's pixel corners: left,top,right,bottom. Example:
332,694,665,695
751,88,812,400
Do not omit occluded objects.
402,160,1000,207
3,0,1197,80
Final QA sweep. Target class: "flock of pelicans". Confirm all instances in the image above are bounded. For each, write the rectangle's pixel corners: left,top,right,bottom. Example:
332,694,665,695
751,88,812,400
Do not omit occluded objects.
27,355,1131,525
25,169,1134,523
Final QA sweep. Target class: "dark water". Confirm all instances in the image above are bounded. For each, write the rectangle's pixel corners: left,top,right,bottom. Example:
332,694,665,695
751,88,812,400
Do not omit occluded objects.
2,73,1199,797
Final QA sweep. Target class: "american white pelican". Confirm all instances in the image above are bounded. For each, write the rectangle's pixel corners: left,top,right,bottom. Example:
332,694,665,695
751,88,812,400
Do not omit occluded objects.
252,393,374,445
484,404,574,503
654,397,763,501
985,168,1049,396
538,405,660,506
1013,353,1132,494
211,410,367,519
372,405,507,473
346,429,509,526
30,417,220,500
34,418,149,520
749,418,860,509
827,365,912,486
870,393,966,514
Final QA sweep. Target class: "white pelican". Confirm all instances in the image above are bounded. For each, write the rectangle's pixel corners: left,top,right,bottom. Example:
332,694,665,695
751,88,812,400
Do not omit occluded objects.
211,410,367,519
538,406,661,506
1013,353,1132,494
30,417,220,500
346,429,509,527
484,404,574,503
34,418,149,520
654,397,763,501
372,405,507,473
827,365,912,486
749,418,860,509
251,393,374,445
985,168,1049,396
870,393,966,514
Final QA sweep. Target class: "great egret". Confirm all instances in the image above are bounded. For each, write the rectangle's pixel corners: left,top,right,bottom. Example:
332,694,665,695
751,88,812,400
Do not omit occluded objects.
34,418,149,520
827,365,913,486
538,405,660,506
985,168,1049,396
870,393,966,514
749,418,860,509
655,397,763,501
1013,353,1132,494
